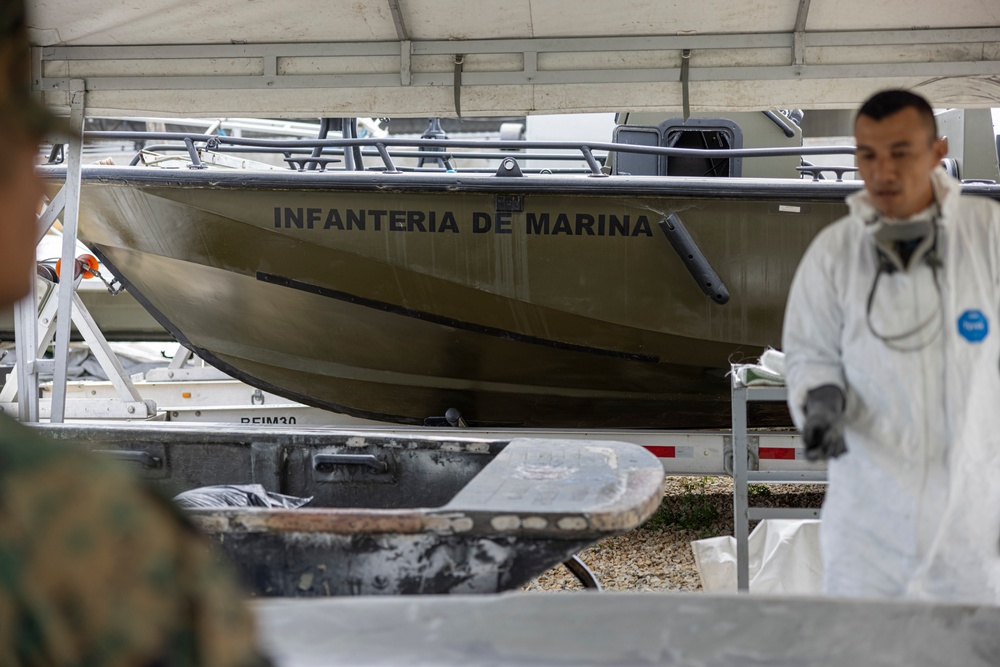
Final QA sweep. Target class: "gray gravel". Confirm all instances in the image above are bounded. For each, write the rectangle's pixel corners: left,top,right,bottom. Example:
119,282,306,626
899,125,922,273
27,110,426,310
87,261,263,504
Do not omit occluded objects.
522,476,825,592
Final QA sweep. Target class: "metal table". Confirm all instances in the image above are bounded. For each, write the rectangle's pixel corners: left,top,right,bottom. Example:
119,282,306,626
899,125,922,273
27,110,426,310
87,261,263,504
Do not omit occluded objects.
731,379,826,591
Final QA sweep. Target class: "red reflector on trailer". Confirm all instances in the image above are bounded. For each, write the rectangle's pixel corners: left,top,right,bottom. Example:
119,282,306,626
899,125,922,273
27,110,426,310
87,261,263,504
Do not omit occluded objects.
645,446,675,458
759,447,795,460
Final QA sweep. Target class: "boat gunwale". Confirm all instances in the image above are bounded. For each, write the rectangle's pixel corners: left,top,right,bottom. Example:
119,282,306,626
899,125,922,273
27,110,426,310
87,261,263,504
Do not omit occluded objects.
38,164,873,201
38,164,1000,201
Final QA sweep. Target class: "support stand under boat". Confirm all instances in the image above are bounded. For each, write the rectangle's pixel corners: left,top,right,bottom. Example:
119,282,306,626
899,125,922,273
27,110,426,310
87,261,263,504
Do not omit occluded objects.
1,265,156,421
5,79,156,424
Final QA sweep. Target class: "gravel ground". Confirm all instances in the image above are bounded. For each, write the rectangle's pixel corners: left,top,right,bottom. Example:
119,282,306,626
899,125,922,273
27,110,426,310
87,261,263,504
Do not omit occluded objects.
522,476,825,592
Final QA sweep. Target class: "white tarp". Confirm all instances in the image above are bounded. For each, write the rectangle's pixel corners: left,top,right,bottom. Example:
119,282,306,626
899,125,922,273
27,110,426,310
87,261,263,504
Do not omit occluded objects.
27,1,1000,118
693,519,823,594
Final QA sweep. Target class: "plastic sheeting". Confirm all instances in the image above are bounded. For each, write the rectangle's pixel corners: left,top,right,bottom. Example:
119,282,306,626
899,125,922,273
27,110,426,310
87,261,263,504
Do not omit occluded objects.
692,519,822,594
732,348,786,387
174,484,313,510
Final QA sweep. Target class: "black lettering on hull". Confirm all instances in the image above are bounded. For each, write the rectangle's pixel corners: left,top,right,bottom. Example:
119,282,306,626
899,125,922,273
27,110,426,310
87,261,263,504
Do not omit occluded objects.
274,207,657,238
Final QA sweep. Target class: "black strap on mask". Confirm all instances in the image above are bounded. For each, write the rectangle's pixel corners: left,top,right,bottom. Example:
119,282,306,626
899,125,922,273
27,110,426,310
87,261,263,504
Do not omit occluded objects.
865,206,944,351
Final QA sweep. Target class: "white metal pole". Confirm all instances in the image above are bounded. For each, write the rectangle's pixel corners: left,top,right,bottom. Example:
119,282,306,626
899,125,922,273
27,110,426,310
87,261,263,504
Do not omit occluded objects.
49,79,86,424
12,272,39,422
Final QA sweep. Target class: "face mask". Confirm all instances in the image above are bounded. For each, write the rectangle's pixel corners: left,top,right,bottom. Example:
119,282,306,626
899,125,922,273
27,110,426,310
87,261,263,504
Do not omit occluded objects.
865,207,944,350
870,210,941,274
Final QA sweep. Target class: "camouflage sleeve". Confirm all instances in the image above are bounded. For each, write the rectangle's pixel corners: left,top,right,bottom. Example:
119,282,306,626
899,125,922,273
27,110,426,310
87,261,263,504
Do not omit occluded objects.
0,422,272,667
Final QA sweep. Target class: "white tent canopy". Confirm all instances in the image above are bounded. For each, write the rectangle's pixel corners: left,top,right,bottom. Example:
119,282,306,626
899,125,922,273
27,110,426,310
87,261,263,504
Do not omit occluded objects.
29,0,1000,118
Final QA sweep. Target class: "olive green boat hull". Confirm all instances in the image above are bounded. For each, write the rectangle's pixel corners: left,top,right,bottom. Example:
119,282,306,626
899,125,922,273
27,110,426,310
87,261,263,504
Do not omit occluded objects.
52,167,861,428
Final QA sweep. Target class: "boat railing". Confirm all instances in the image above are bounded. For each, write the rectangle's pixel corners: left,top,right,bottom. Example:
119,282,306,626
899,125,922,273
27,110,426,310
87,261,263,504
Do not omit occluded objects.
48,130,858,179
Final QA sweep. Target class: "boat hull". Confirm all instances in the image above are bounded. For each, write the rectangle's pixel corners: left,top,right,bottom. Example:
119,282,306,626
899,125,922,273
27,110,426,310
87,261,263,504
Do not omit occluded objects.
51,167,863,427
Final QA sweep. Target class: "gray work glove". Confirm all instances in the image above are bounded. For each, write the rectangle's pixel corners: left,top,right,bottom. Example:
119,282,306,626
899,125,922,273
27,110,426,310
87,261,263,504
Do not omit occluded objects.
802,384,847,461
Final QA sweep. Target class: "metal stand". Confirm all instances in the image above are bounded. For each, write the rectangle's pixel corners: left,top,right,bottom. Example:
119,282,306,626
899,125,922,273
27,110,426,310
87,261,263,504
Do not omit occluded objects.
731,379,825,592
2,278,156,420
4,78,155,422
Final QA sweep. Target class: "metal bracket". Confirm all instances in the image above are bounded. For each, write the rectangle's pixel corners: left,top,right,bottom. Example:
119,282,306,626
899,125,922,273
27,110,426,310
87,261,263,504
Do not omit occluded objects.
263,54,277,77
494,157,522,177
453,54,465,117
793,0,812,66
27,359,55,375
400,40,412,86
495,194,524,212
680,49,692,122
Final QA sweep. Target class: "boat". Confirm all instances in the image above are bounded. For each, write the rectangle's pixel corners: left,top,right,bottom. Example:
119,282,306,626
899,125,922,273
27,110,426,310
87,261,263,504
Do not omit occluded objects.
3,117,383,342
35,110,1000,430
37,421,665,596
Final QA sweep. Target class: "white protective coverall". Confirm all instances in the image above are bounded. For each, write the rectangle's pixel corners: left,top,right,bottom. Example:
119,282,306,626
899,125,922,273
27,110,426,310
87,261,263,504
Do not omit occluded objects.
783,167,1000,603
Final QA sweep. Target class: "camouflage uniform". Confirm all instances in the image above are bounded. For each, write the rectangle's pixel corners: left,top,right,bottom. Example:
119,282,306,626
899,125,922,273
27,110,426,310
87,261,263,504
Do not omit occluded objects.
0,414,273,666
0,3,274,660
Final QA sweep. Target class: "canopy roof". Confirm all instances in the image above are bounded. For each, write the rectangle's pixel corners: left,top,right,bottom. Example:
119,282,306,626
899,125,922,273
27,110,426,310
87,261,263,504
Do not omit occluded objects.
29,0,1000,118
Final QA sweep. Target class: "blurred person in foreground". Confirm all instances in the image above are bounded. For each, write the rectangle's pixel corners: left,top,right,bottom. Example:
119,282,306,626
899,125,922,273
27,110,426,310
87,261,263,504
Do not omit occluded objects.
783,89,1000,603
0,2,272,664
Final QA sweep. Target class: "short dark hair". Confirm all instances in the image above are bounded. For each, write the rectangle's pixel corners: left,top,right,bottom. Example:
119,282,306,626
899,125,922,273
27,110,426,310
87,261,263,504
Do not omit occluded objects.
856,89,938,140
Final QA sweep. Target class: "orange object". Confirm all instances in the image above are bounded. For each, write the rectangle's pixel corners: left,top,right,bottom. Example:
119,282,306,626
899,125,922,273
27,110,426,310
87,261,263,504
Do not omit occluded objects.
181,392,192,399
55,254,99,280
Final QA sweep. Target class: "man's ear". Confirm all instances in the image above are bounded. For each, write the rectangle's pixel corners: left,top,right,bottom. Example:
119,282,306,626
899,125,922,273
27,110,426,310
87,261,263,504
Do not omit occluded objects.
934,136,949,161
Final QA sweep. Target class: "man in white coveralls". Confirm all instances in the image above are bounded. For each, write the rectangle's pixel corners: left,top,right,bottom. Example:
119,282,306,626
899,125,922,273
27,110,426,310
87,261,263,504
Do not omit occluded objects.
783,89,1000,602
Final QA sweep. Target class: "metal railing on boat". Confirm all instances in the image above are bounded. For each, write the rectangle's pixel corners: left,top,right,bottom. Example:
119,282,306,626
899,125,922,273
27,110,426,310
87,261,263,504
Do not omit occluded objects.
62,130,857,177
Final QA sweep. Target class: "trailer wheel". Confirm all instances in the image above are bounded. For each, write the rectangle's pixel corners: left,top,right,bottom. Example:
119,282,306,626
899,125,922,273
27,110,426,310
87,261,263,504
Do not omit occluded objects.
562,555,602,590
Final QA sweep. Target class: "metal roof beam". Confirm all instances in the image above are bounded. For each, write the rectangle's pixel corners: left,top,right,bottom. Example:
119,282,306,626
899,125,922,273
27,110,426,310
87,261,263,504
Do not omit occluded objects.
38,61,1000,94
40,28,1000,62
34,28,1000,114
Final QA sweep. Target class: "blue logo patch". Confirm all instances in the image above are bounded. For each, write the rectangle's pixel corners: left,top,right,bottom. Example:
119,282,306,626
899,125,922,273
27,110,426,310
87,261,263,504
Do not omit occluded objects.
957,309,989,343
